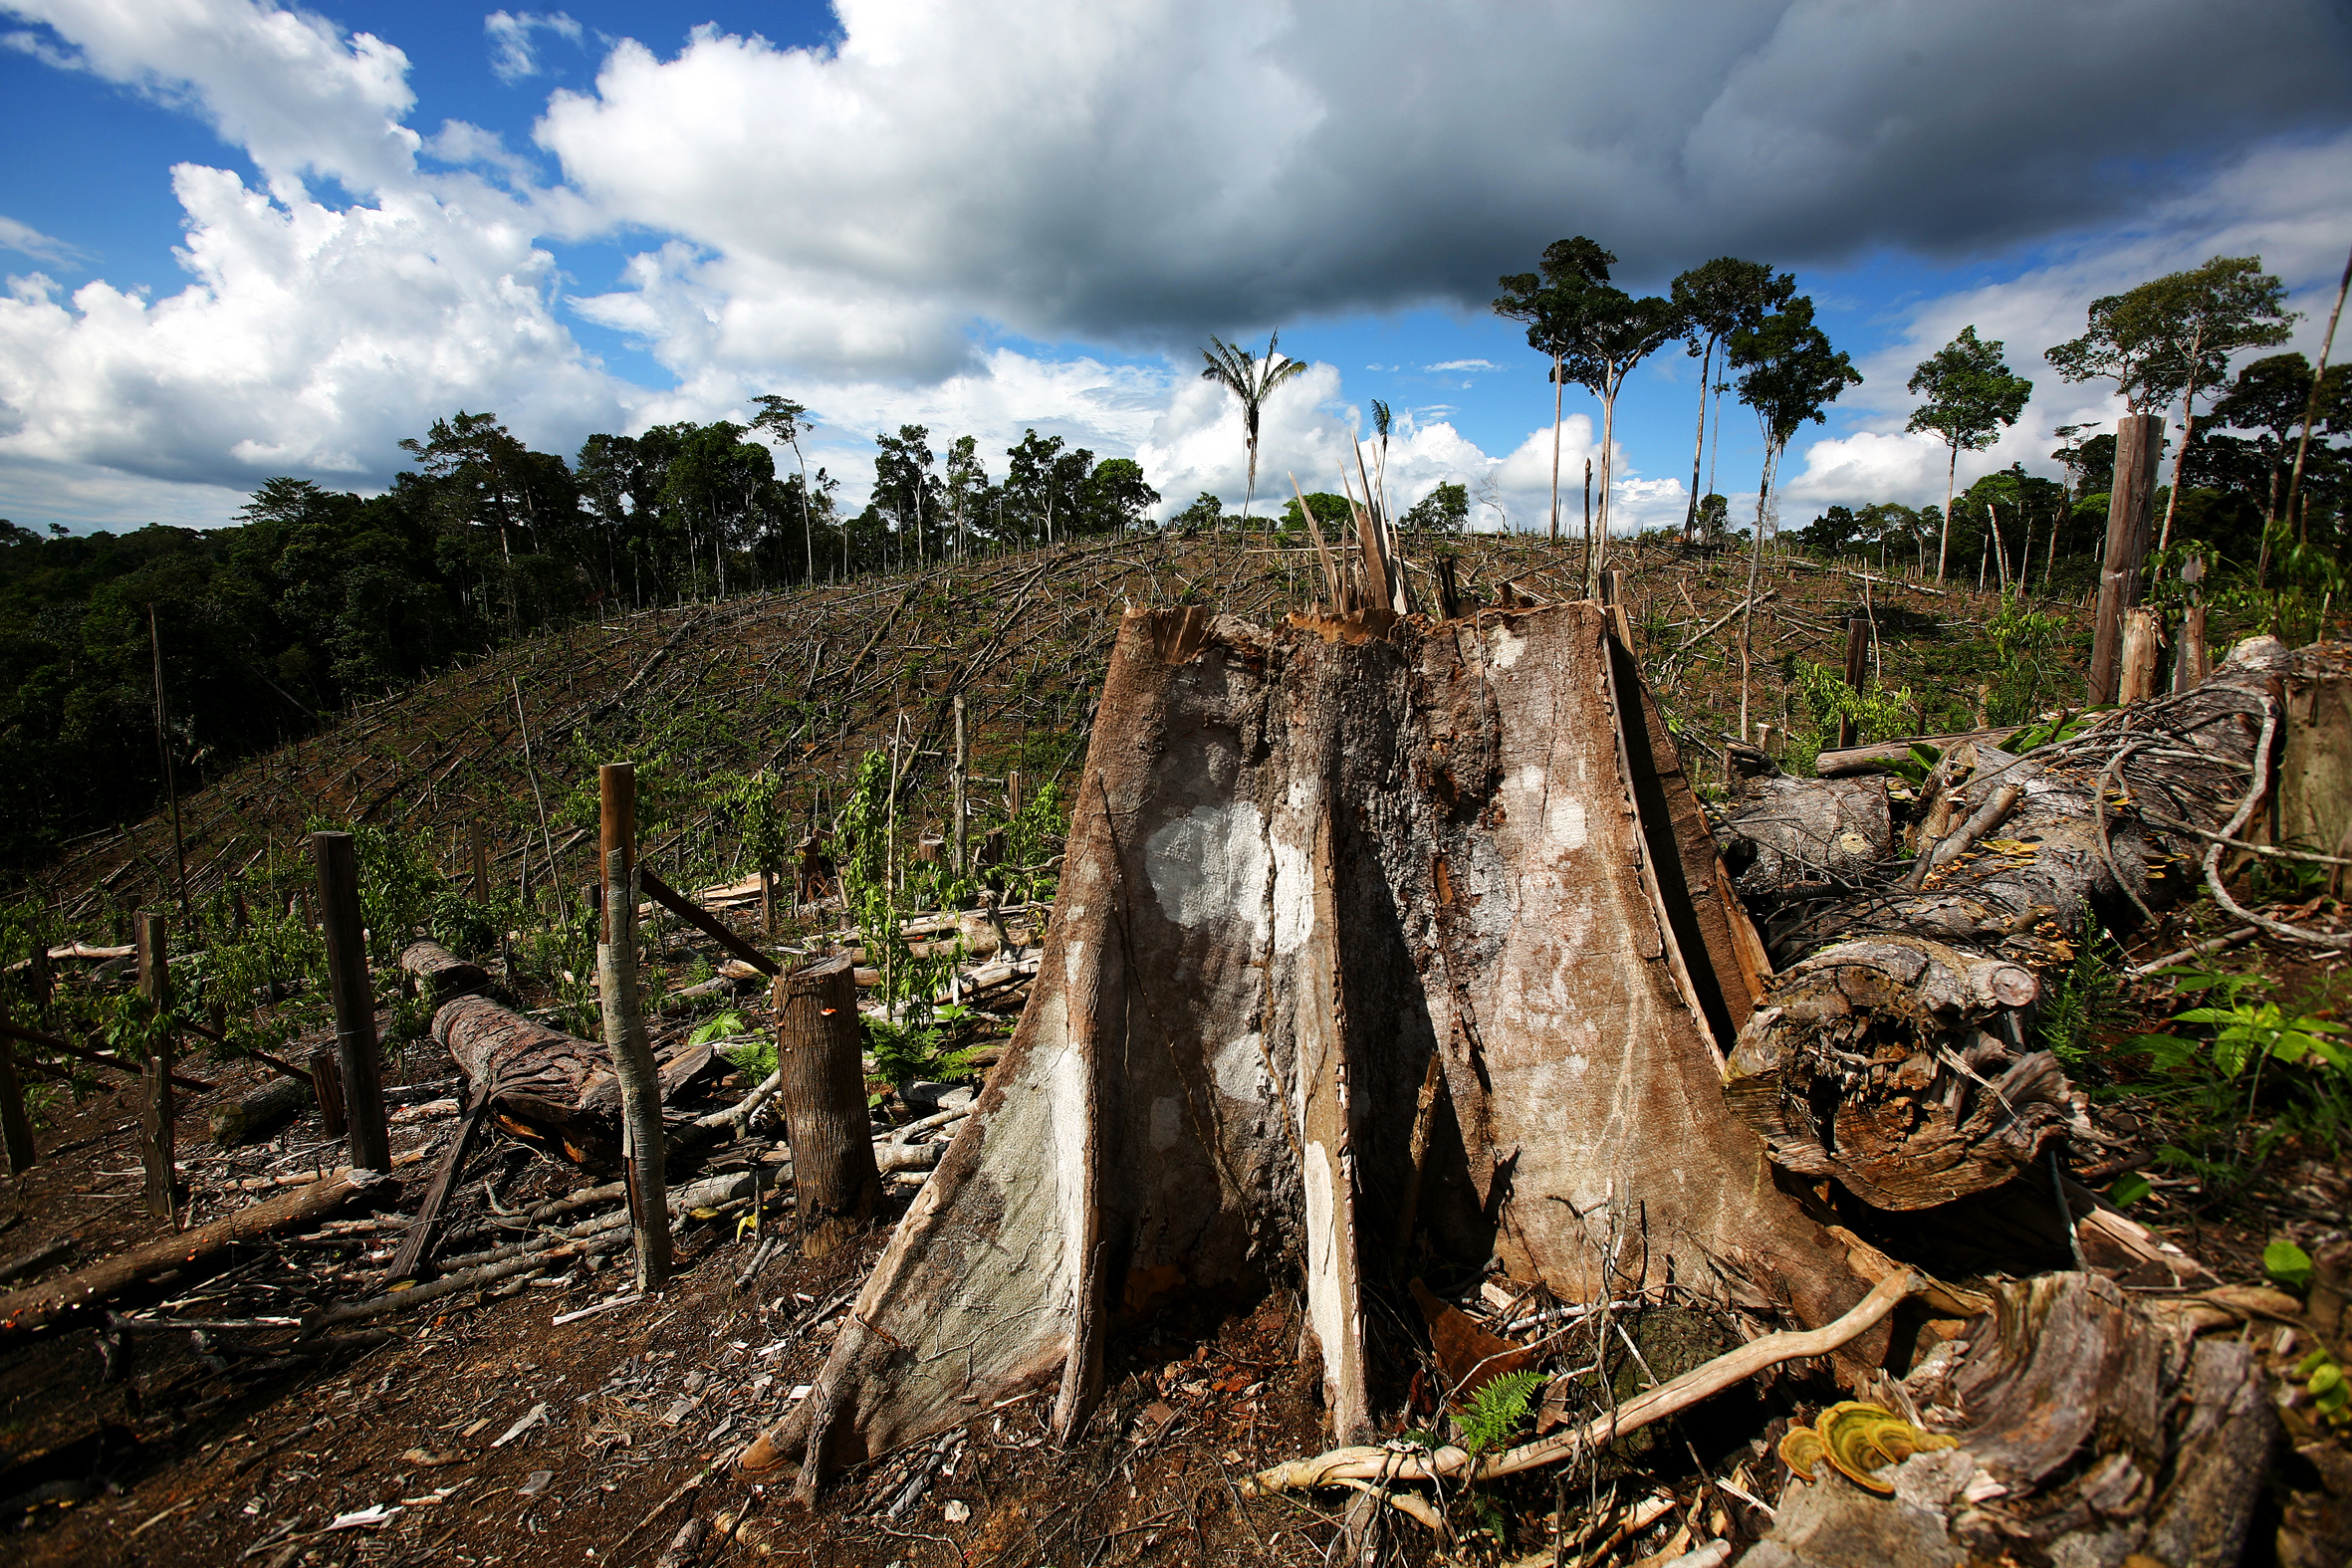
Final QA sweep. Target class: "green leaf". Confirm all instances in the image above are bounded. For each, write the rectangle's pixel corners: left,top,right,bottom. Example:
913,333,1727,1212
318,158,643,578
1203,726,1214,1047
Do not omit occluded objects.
2309,1363,2344,1399
2109,1173,2153,1209
689,1008,751,1048
2264,1238,2316,1293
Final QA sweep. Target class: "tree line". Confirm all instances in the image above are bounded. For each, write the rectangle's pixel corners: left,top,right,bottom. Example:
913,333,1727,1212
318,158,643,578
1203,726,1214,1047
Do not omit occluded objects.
0,412,1160,869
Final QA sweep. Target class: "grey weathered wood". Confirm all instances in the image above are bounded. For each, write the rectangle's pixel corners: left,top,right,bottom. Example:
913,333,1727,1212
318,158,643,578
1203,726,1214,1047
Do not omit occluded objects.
2087,410,2163,705
313,832,389,1171
397,940,488,1001
1813,727,2023,777
600,763,671,1292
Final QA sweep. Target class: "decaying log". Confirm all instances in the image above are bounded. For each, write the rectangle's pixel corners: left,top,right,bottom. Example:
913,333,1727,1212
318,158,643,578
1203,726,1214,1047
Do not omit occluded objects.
398,940,488,1001
741,603,1873,1494
0,1169,388,1340
432,994,724,1166
1747,1272,2270,1568
1720,774,1894,900
210,1075,314,1146
1812,727,2022,778
1720,636,2294,1210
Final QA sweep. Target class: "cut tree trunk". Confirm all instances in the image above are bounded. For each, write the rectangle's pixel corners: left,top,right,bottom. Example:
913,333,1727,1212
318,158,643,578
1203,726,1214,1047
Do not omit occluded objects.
398,940,488,1001
1719,636,2293,1210
0,1169,388,1341
741,602,1875,1494
210,1076,314,1145
431,994,722,1167
2271,642,2352,890
773,956,879,1259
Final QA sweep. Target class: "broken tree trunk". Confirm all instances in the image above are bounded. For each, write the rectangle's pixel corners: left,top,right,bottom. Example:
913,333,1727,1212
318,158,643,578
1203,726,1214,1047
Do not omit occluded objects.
432,993,720,1166
1719,636,2293,1210
741,602,1874,1494
0,1169,388,1341
398,940,488,1001
773,956,879,1259
210,1076,314,1146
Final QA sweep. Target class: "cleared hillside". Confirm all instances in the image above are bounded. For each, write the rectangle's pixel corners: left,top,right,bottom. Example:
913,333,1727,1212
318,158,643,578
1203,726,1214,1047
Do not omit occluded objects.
18,528,2079,940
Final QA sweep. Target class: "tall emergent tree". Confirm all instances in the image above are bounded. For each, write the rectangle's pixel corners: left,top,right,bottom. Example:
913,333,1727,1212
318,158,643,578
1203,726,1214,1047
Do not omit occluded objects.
1199,333,1308,531
1671,259,1795,542
1576,288,1682,577
749,395,816,582
1494,236,1613,543
1907,327,2032,582
1730,295,1861,731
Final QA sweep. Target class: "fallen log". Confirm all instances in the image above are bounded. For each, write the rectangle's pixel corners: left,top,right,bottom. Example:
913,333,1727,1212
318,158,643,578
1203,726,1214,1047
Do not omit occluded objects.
210,1076,314,1146
397,940,488,1000
0,1169,388,1341
1812,727,2022,777
741,602,1874,1494
431,994,725,1166
1721,636,2298,1210
0,1019,213,1094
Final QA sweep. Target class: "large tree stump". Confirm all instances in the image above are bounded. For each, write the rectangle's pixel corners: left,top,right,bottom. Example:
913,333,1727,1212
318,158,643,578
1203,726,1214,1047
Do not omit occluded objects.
2273,641,2352,884
773,956,879,1259
741,603,1874,1493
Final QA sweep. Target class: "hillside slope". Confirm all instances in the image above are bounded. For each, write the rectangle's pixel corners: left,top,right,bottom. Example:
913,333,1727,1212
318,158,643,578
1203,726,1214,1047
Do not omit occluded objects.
22,530,2080,937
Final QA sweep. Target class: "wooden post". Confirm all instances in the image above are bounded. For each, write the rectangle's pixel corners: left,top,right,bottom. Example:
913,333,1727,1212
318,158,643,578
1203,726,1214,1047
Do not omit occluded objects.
468,821,488,904
951,694,968,879
599,764,673,1291
308,1045,347,1137
135,912,175,1223
2117,607,2163,706
0,995,36,1176
1837,617,1869,750
774,955,880,1259
312,832,390,1172
2087,411,2163,704
2172,554,2211,695
1006,770,1024,820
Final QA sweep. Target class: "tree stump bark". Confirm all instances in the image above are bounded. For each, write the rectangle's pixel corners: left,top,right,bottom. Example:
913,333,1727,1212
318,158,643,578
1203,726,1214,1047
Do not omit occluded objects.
773,956,879,1260
742,603,1874,1494
2272,642,2352,890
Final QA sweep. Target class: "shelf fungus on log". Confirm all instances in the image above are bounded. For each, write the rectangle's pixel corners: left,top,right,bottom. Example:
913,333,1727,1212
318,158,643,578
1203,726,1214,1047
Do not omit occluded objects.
432,994,724,1165
1721,636,2290,1211
739,601,1877,1497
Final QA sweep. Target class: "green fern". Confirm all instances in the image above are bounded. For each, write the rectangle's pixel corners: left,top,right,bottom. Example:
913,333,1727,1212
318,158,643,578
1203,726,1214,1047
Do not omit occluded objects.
1458,1369,1543,1456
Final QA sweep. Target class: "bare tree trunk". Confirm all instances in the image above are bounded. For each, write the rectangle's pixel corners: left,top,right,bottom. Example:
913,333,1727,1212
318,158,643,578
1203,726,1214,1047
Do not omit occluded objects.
599,765,672,1291
1936,443,1957,583
773,956,878,1259
1548,354,1564,542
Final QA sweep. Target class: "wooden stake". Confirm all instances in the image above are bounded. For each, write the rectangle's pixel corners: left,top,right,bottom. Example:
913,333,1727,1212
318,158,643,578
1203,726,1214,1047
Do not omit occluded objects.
313,833,390,1172
135,912,175,1224
2117,606,2163,706
951,694,968,878
2087,412,2162,705
468,821,488,904
1838,616,1869,750
0,999,35,1176
309,1045,347,1137
774,956,880,1259
599,764,672,1292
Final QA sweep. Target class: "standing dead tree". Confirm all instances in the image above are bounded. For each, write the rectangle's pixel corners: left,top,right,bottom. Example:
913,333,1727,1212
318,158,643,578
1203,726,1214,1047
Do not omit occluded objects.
742,601,1879,1492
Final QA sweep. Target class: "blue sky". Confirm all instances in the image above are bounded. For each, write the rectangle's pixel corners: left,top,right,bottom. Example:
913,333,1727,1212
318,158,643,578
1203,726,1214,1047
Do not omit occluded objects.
4,0,2349,537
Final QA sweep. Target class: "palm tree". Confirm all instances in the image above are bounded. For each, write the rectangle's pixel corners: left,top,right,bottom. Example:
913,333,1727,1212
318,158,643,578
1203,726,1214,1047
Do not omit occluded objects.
1200,333,1308,531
